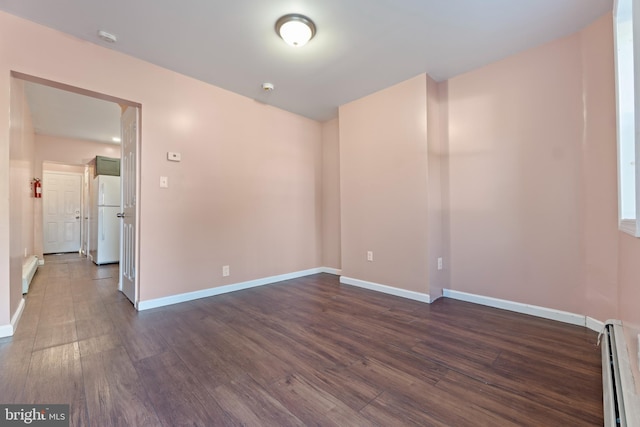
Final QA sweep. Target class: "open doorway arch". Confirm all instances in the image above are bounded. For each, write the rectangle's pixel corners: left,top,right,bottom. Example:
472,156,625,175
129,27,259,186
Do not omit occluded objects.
11,71,142,306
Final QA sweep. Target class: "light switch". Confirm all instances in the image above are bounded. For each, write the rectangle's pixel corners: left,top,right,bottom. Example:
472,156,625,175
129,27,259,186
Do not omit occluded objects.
160,176,169,188
167,152,181,162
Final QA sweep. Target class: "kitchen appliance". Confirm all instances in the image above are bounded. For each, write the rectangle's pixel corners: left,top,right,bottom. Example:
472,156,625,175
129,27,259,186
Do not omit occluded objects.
90,174,121,265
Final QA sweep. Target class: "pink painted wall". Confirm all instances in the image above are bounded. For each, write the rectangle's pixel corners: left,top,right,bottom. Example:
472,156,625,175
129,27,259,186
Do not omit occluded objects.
321,118,341,270
339,75,430,294
444,15,640,377
427,75,448,300
618,233,640,387
33,134,120,259
35,134,120,169
444,14,631,326
580,16,620,321
446,22,588,314
0,10,323,320
8,77,36,320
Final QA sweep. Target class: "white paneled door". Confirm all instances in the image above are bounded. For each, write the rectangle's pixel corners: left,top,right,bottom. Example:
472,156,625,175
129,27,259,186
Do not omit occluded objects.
43,172,82,254
119,106,138,305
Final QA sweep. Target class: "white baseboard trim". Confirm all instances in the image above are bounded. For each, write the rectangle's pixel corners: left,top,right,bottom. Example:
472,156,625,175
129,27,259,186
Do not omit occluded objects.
340,276,431,304
320,267,342,275
443,289,585,327
12,298,25,332
586,317,605,333
22,255,39,294
0,298,26,338
0,324,11,338
138,267,326,311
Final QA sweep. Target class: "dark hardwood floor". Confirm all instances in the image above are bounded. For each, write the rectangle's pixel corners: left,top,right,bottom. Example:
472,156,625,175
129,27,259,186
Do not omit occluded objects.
0,254,603,426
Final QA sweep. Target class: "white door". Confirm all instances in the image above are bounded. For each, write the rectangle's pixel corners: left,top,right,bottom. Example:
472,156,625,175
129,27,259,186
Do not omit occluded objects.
43,172,82,254
119,106,138,304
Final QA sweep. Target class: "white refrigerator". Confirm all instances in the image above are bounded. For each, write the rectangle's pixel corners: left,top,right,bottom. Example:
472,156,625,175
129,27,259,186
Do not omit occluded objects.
90,175,121,265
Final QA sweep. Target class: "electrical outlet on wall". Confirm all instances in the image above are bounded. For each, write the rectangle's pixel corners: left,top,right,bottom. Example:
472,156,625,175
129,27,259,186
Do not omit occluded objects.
367,251,373,262
437,257,443,270
222,265,230,277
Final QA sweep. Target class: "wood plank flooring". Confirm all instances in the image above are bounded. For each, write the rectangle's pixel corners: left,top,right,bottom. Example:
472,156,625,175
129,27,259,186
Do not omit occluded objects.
0,254,603,426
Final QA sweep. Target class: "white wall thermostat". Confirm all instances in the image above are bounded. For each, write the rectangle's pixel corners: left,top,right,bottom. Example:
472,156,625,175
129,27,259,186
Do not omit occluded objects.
167,152,181,162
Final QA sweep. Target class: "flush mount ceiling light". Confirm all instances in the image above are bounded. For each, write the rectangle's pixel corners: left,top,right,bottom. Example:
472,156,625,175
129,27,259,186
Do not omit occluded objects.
275,14,316,47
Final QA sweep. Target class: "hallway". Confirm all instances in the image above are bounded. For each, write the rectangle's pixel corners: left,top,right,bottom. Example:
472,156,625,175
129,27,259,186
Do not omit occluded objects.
0,254,126,424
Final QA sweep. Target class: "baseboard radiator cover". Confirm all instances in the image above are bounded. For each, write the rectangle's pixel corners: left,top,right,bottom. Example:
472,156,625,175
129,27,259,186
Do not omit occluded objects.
22,255,38,294
600,320,640,426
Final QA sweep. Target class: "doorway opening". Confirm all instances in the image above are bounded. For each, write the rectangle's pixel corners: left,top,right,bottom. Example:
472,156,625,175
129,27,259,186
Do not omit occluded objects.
10,71,141,306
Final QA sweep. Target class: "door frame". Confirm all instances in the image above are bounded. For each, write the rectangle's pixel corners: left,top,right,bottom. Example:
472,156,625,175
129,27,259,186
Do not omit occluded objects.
82,165,91,256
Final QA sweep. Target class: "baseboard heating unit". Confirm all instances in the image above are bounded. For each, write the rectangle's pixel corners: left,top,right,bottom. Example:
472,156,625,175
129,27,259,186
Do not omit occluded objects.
600,320,640,426
22,255,38,294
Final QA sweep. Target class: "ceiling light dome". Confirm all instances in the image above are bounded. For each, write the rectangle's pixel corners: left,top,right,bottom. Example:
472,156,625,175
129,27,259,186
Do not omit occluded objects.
276,14,316,47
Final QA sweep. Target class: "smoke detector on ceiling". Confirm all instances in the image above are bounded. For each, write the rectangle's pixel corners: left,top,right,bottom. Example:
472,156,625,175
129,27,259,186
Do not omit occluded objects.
262,82,275,92
97,30,117,43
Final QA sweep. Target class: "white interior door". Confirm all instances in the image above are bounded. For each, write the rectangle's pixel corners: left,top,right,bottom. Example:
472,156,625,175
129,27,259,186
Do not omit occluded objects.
43,171,82,254
119,106,138,304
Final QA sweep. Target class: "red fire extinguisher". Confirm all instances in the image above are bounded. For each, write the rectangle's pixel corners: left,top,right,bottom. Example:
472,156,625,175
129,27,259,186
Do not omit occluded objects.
33,178,42,198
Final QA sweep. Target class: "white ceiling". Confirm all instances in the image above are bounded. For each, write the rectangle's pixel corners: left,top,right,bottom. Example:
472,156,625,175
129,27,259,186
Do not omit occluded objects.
3,0,612,140
24,82,122,144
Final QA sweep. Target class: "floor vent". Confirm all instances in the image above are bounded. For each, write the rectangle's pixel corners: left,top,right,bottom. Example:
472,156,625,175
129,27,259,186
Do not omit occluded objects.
22,255,38,294
600,320,640,427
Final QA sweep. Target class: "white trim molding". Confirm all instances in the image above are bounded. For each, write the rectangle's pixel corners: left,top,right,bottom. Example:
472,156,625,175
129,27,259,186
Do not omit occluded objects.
0,298,26,338
138,267,326,311
0,324,11,338
340,276,430,303
11,298,25,331
22,255,39,294
443,289,585,326
586,316,605,333
620,219,640,238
